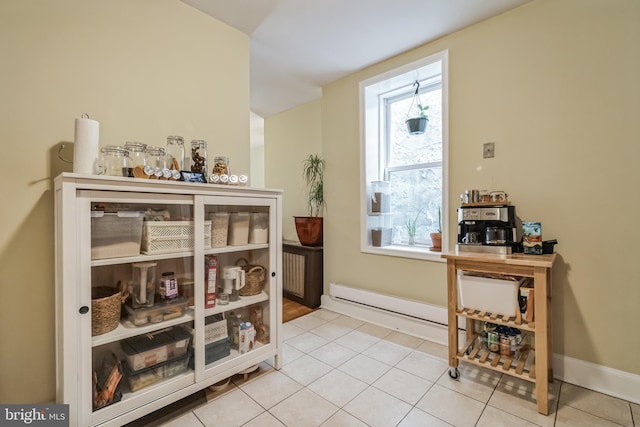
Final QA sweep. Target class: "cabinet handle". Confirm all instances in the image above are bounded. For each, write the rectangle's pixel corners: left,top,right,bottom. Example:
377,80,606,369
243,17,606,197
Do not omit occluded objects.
79,306,89,314
271,272,276,277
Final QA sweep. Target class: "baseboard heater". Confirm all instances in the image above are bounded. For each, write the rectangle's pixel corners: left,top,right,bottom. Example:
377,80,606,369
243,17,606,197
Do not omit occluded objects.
329,283,453,327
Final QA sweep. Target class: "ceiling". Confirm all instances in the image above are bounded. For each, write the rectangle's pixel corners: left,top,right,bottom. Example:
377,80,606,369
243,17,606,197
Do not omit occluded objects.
181,0,532,118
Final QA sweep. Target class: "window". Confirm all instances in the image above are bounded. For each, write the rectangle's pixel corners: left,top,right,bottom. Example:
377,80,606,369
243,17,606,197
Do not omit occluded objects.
360,51,448,260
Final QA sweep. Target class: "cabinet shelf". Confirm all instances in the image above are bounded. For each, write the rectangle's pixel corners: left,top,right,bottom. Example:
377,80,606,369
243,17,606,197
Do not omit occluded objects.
455,307,535,332
204,292,269,317
205,243,269,255
91,251,194,267
92,310,195,347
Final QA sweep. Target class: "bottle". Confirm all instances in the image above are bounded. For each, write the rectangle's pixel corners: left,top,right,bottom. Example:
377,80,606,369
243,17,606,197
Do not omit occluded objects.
190,140,208,176
165,136,185,171
231,313,242,350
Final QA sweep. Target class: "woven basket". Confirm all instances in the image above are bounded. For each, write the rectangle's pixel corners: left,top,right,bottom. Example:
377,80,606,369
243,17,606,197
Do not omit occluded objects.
92,284,127,336
236,258,266,296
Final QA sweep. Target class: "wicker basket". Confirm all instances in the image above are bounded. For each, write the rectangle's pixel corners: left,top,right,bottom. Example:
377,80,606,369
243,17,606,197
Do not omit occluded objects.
91,285,127,336
235,258,266,296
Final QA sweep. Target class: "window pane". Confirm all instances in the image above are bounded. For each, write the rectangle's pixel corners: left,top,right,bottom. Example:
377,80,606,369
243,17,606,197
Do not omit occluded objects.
388,88,442,167
388,166,442,244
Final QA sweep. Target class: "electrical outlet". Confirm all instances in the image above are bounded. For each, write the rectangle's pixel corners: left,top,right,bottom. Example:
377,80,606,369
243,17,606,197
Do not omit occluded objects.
483,142,495,159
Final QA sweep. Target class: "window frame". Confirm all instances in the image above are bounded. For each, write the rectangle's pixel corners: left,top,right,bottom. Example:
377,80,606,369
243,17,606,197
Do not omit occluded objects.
359,50,449,261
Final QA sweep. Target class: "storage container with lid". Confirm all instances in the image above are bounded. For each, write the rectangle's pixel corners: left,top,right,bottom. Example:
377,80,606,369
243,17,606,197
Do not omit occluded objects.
100,146,131,177
212,156,229,175
120,326,191,372
90,211,144,259
144,147,167,178
249,213,268,244
124,141,147,168
208,212,230,247
190,140,207,175
228,212,250,245
165,135,185,171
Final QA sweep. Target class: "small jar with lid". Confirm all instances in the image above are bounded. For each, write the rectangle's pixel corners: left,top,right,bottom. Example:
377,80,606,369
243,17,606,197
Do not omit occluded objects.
145,147,167,178
190,140,208,175
124,141,147,169
100,146,131,176
212,156,229,175
165,135,185,171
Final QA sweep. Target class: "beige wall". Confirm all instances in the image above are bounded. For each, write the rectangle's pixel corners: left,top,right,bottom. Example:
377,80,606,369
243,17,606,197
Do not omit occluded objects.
265,100,323,242
270,0,640,375
0,0,249,403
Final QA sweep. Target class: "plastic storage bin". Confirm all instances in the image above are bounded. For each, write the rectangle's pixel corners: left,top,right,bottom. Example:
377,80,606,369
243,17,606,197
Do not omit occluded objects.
141,220,211,254
123,353,190,392
120,326,191,372
123,297,188,326
367,213,393,247
457,271,523,316
208,213,230,247
228,213,250,245
91,211,144,259
370,181,391,213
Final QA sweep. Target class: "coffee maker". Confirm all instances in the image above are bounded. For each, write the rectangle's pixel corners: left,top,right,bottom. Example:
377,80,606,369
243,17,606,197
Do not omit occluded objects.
457,205,519,254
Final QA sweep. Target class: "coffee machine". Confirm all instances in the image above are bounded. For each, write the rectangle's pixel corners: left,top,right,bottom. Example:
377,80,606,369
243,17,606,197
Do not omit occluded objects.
457,205,519,254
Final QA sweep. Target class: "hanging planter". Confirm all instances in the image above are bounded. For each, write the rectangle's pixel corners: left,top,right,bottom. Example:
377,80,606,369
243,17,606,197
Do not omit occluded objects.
405,81,429,135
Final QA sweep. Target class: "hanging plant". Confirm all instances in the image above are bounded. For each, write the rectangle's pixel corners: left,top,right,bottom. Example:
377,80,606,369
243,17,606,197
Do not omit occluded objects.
405,81,429,135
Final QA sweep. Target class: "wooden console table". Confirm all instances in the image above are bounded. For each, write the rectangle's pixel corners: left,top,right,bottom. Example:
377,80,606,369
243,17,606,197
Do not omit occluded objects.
442,252,556,415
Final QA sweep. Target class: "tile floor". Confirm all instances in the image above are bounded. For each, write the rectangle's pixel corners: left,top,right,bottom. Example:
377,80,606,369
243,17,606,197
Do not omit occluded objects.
159,309,638,427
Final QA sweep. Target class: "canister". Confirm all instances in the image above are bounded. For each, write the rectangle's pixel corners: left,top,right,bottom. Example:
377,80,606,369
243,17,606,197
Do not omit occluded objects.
228,213,250,245
249,213,268,244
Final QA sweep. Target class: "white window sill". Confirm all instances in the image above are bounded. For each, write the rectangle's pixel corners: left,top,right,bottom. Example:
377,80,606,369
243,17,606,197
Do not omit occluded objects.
362,244,446,262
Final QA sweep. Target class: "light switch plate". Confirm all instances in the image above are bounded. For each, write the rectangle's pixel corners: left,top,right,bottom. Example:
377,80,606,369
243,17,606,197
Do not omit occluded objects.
483,142,495,158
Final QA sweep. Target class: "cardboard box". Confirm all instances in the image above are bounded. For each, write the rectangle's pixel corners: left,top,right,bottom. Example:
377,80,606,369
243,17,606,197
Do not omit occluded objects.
239,322,255,354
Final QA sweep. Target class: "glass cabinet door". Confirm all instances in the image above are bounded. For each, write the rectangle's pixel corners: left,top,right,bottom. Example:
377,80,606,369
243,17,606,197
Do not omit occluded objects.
78,190,197,426
193,195,277,381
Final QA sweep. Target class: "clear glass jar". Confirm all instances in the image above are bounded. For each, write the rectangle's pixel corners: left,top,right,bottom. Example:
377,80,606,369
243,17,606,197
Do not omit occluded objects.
100,146,130,176
165,135,185,171
212,156,229,175
190,140,207,175
124,141,147,168
145,147,167,178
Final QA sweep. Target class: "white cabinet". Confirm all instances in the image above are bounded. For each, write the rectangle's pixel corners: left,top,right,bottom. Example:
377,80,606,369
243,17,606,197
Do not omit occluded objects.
54,173,282,427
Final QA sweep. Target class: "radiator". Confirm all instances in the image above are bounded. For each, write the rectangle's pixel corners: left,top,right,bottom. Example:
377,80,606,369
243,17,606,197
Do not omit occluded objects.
283,251,305,297
282,242,323,308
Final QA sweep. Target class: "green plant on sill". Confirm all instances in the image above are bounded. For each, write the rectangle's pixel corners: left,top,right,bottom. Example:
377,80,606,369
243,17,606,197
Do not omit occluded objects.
405,209,423,244
436,206,442,233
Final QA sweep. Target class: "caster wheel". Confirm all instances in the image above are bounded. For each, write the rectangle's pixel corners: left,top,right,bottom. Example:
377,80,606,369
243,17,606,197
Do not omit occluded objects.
448,368,460,379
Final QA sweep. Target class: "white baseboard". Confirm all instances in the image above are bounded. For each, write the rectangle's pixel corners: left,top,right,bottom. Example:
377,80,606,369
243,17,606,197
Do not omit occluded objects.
321,284,640,405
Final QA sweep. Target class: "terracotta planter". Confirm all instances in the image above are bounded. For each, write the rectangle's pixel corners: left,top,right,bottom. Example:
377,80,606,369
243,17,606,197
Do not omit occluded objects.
430,232,442,251
294,217,323,247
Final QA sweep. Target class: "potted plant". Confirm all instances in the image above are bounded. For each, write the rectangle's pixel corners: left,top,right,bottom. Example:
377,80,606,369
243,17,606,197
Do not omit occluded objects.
429,207,442,251
405,81,429,135
294,154,325,247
